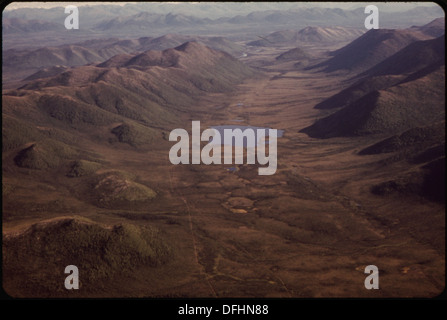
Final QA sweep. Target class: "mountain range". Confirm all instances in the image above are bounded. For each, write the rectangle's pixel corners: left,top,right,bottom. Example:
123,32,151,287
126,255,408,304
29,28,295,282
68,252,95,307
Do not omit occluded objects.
299,24,445,204
248,26,365,47
311,18,444,74
2,3,445,298
3,42,255,159
2,5,443,46
2,34,247,83
300,35,445,138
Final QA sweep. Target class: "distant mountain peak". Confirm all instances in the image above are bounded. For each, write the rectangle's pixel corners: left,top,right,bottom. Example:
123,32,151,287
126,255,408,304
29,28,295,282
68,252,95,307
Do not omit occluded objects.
174,41,204,52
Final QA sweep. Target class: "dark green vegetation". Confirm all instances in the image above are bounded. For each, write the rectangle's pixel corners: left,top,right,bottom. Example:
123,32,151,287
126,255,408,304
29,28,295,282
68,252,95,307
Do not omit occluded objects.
3,217,172,297
372,157,445,203
14,141,77,170
110,123,157,147
67,160,102,177
89,171,157,209
359,122,445,155
361,122,445,204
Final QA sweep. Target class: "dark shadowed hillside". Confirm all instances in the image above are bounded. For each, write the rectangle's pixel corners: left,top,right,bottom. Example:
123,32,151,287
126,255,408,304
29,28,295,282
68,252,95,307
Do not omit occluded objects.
276,47,309,61
23,65,70,81
313,35,445,111
300,65,445,138
361,36,445,77
359,122,445,155
371,157,445,203
314,74,405,110
313,29,431,73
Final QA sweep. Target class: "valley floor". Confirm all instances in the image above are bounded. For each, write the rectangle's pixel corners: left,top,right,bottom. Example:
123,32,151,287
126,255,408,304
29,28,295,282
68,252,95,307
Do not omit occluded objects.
3,59,445,298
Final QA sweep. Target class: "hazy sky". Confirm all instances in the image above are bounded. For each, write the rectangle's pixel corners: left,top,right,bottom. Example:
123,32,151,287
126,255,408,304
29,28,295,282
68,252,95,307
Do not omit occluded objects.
3,1,440,12
4,2,135,10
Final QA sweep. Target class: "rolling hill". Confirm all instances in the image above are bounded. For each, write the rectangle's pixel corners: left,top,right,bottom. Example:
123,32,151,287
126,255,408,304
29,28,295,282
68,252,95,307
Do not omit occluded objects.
314,74,405,110
3,34,247,83
276,47,309,61
248,26,364,46
3,217,172,297
360,36,445,77
295,26,364,43
371,156,445,203
300,64,445,138
410,17,445,37
23,65,70,81
313,28,431,73
3,41,256,167
2,4,445,298
313,35,445,110
359,121,445,155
